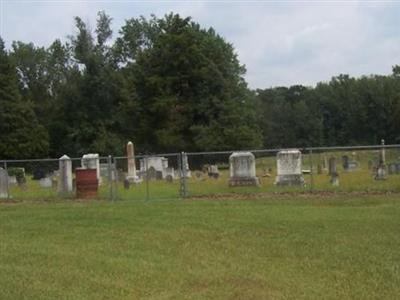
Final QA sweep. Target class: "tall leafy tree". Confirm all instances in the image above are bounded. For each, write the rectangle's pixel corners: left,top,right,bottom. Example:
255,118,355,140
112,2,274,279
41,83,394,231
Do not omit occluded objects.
58,11,126,156
117,13,262,152
0,37,49,159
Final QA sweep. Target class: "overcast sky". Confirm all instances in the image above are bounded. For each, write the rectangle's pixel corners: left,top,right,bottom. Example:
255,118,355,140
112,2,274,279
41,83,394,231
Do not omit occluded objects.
1,1,400,89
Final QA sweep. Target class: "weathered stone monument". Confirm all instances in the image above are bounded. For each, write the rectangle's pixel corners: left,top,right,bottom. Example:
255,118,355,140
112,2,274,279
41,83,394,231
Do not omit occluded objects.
58,155,73,196
375,139,387,180
228,152,260,187
182,153,191,178
208,165,220,179
39,177,52,188
275,149,304,186
8,176,17,185
328,156,339,186
0,168,9,199
139,156,171,179
342,155,349,171
126,141,141,183
322,155,328,172
81,153,101,185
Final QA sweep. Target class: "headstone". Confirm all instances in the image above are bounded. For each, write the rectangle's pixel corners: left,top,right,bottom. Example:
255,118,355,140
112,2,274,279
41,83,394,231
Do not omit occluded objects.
165,167,175,180
32,168,46,180
388,163,396,175
140,156,169,179
275,149,304,186
39,177,52,188
328,157,339,186
228,152,260,187
58,155,73,196
375,139,387,180
322,155,328,171
0,168,9,199
202,164,209,174
126,141,141,183
81,153,101,185
396,162,400,174
375,165,387,180
165,174,173,183
342,155,349,171
8,176,17,185
147,166,157,181
123,178,131,189
347,160,359,171
208,165,220,179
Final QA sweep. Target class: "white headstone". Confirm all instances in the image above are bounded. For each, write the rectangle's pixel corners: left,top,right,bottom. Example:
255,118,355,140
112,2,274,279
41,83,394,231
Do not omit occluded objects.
0,168,9,199
8,176,17,185
81,153,101,185
39,177,52,188
275,149,305,186
58,155,73,196
228,152,260,187
140,156,169,179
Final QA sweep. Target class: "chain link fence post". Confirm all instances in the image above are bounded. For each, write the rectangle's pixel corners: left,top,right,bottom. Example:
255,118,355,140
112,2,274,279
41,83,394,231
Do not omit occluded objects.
180,152,188,198
145,154,149,201
112,156,119,201
107,155,113,201
4,161,10,200
308,149,314,192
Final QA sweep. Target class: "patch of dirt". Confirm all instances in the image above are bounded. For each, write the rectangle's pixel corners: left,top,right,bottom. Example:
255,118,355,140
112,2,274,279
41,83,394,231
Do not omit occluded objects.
186,190,400,201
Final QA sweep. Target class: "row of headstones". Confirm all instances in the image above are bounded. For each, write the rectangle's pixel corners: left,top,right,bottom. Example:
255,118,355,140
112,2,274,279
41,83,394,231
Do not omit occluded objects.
227,148,398,187
228,150,305,187
0,154,107,199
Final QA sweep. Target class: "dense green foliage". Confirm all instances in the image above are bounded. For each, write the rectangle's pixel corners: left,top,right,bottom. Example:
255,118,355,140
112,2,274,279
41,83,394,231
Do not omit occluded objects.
1,11,399,158
257,74,400,148
0,38,49,159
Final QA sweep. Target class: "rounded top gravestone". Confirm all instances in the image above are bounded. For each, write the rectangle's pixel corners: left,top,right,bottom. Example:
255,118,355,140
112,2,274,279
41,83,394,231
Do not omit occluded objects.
229,152,256,178
228,152,260,187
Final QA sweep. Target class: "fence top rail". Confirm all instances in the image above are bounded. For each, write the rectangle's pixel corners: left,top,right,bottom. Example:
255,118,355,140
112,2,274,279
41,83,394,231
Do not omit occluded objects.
1,144,399,163
0,156,112,164
114,153,180,160
186,144,400,156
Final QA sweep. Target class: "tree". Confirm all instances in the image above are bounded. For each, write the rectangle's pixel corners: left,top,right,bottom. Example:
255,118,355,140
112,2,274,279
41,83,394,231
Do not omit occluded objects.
117,13,262,152
0,37,49,159
57,11,127,156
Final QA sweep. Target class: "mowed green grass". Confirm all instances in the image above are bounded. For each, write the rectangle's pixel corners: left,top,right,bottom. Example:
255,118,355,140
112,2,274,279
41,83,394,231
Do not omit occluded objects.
1,194,400,299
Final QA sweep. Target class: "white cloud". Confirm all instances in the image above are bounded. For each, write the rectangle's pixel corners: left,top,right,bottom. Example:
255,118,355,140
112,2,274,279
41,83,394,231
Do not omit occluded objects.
2,1,400,89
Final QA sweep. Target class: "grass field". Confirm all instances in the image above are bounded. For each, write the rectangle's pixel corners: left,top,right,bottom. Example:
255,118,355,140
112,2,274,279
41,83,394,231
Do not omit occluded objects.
1,194,400,299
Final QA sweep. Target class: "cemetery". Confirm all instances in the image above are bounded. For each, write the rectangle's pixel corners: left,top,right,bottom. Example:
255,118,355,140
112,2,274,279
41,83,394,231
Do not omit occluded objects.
2,4,400,300
1,143,400,201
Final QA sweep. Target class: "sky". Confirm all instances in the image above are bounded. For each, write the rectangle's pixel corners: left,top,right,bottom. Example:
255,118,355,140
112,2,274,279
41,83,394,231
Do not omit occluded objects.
1,0,400,89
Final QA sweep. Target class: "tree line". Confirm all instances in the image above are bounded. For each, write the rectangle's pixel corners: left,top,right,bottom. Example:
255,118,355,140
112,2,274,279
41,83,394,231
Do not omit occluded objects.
1,12,399,159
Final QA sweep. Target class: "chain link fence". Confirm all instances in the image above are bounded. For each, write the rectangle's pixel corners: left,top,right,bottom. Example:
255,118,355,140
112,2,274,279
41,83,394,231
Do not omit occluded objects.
1,144,399,202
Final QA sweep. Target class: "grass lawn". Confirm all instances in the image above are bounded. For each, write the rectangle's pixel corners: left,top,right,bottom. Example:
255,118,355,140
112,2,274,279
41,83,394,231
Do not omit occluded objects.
1,194,400,299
